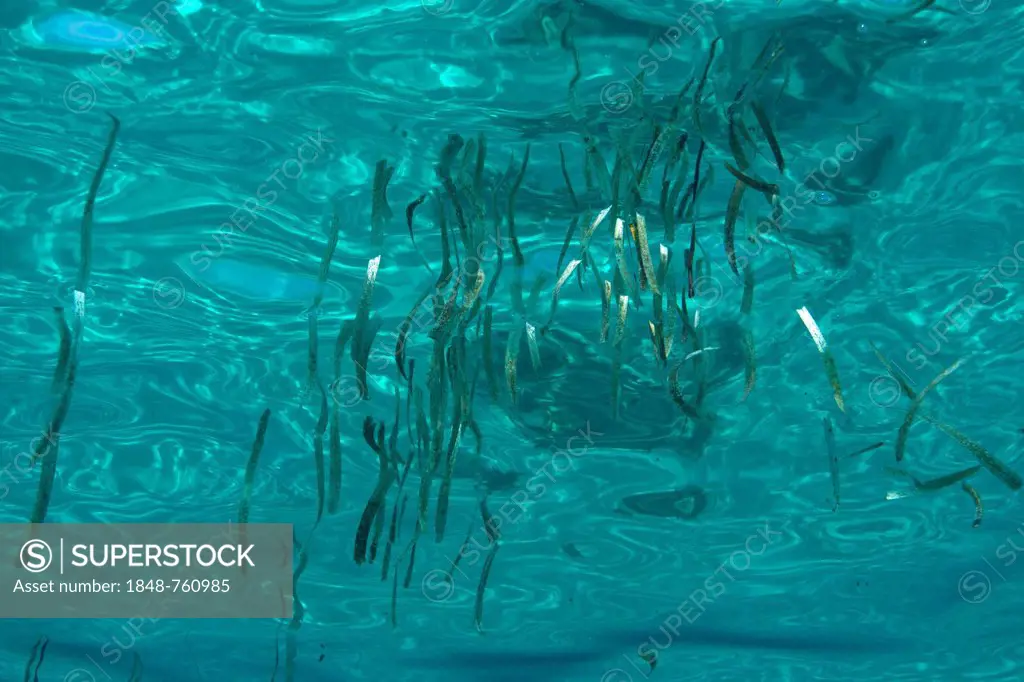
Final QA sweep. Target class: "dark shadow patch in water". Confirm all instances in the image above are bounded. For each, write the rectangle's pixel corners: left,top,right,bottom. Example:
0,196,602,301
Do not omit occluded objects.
617,485,709,519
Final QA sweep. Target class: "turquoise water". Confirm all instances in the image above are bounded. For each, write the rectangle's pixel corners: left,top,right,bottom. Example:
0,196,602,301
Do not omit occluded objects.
3,0,1024,679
